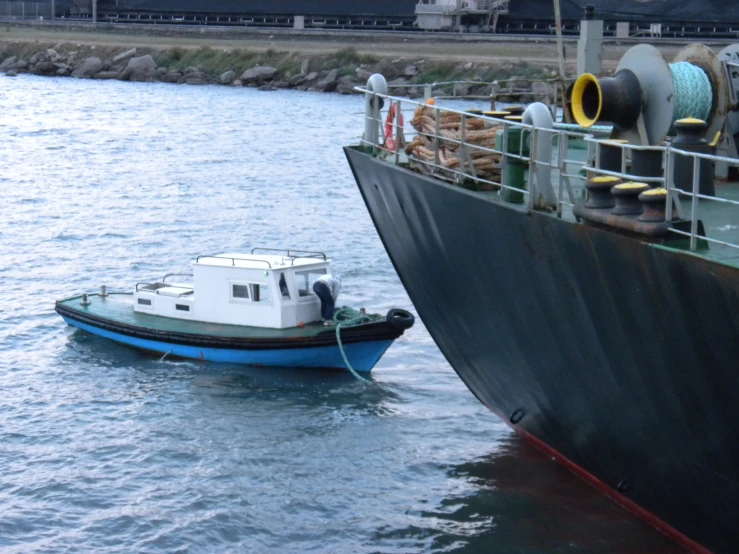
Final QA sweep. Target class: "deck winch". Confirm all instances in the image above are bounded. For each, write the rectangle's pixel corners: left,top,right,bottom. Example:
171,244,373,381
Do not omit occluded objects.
571,43,735,147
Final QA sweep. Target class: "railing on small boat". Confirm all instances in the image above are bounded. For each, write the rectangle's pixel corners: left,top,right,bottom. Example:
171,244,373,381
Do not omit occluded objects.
250,248,328,261
356,81,739,259
162,273,193,283
195,254,273,268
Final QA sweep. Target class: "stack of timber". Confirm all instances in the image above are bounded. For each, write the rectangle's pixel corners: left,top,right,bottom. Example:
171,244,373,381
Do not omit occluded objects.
405,105,502,186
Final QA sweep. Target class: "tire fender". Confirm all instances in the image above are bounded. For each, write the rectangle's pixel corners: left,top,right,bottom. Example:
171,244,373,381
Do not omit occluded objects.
386,308,415,331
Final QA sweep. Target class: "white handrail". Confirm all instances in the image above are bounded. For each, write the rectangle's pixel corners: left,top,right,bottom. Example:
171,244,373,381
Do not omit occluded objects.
355,83,739,255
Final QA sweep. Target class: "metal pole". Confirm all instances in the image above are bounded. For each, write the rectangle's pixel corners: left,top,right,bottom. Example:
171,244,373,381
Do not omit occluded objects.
556,133,567,217
551,0,570,122
458,112,467,184
433,107,440,174
528,128,538,210
394,100,401,167
690,155,700,251
51,0,54,20
93,0,97,25
664,149,674,222
552,0,567,80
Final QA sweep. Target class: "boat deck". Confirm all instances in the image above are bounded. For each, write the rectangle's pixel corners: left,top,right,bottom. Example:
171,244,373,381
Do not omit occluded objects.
57,293,329,339
554,155,739,268
693,180,739,267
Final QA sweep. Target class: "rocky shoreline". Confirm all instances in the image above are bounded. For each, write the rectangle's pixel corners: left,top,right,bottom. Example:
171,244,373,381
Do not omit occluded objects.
0,41,558,102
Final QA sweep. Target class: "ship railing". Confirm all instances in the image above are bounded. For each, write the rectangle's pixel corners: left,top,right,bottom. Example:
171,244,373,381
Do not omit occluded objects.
360,89,584,208
386,77,562,115
667,148,739,251
359,84,739,254
539,126,594,216
359,88,596,214
585,138,739,253
367,96,534,203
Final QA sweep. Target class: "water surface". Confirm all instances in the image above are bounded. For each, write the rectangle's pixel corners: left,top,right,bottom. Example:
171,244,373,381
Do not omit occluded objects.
0,75,684,553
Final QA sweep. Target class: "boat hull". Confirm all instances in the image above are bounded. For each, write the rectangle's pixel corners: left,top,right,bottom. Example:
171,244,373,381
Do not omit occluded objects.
345,146,739,553
56,293,412,372
62,316,393,371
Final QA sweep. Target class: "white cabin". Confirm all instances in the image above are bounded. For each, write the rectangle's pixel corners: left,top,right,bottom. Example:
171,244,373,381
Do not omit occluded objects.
133,250,331,329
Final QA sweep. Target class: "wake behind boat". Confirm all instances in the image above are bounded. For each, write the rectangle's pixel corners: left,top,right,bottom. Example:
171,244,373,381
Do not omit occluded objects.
55,248,414,372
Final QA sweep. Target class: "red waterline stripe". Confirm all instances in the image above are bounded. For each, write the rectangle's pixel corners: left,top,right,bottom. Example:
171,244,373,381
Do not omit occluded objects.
496,413,712,554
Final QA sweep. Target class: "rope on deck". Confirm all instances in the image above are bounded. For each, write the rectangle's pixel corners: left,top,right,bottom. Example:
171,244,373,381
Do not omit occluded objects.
670,61,713,124
333,307,383,382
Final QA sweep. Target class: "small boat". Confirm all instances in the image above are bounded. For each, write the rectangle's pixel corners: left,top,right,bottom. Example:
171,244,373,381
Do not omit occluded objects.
55,249,415,373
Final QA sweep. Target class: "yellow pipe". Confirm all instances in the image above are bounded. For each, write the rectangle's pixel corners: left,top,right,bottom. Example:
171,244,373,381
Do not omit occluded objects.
571,73,602,128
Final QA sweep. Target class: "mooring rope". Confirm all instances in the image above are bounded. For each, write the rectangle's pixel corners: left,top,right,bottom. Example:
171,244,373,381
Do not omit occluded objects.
332,306,383,382
669,61,713,123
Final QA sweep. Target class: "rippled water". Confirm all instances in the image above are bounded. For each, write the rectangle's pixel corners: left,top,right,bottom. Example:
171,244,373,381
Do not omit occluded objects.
0,75,684,553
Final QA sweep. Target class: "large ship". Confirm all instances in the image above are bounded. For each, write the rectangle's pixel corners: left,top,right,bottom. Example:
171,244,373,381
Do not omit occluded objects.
343,42,739,553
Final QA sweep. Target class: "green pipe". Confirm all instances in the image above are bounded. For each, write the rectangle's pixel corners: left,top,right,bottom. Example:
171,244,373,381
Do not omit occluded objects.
496,127,529,204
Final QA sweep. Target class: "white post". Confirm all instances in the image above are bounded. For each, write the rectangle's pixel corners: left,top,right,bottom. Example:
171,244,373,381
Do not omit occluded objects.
523,102,557,209
577,6,604,76
363,74,388,152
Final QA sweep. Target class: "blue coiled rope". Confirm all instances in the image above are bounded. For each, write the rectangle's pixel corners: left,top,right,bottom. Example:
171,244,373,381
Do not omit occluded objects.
669,61,713,123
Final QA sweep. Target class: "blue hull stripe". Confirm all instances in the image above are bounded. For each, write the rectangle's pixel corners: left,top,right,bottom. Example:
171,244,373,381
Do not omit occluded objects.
63,317,393,373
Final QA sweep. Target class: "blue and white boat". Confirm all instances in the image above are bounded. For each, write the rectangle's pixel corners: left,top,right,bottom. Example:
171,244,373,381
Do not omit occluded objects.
55,248,414,372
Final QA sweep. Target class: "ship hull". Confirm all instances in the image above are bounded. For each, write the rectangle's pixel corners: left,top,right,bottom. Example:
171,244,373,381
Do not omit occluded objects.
345,146,739,553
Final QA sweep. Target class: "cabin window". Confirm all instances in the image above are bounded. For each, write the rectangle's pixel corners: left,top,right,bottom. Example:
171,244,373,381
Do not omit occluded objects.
250,283,270,303
230,282,270,304
278,273,290,299
232,284,250,300
175,304,190,312
137,298,152,306
295,270,326,297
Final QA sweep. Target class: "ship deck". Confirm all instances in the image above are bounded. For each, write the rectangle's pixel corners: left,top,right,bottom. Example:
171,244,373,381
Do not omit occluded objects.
545,154,738,268
384,147,739,269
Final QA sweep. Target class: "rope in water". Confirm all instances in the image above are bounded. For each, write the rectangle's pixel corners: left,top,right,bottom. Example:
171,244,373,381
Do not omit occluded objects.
333,306,383,382
669,61,713,123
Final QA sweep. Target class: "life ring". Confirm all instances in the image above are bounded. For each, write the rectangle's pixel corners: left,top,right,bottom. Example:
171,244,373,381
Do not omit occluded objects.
384,103,404,152
385,308,415,331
